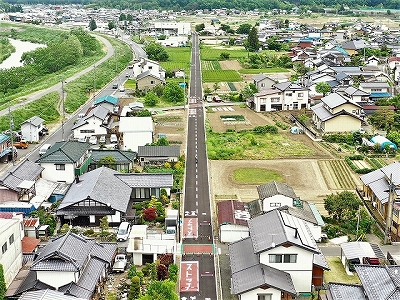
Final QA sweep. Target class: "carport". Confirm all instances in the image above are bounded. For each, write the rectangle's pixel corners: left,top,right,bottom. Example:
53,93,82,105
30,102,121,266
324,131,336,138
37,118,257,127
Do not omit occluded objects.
340,241,385,273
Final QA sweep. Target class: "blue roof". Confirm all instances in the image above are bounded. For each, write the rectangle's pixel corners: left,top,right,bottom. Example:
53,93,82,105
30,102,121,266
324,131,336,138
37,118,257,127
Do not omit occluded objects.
370,92,391,98
0,134,10,144
333,46,349,56
94,95,118,106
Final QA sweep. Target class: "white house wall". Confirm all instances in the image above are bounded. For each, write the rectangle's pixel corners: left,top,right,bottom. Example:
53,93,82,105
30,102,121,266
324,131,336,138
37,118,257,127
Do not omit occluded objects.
36,270,76,289
219,225,249,243
260,244,314,293
263,195,293,212
41,162,75,183
0,219,22,287
122,132,152,152
21,123,40,142
73,117,108,139
239,286,283,300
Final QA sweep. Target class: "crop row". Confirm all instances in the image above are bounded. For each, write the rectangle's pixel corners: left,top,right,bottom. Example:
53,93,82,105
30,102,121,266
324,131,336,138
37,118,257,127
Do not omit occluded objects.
202,70,242,82
324,160,356,190
201,60,221,70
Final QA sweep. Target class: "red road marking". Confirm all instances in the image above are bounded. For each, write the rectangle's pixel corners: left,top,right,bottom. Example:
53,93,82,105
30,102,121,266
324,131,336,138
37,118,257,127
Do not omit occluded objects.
183,244,213,254
180,261,199,292
183,218,198,239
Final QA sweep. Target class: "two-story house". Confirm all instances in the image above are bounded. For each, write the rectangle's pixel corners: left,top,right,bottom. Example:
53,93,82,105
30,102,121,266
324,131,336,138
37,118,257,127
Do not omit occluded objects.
0,133,12,163
20,116,47,142
132,57,166,80
56,166,131,226
13,231,116,299
252,74,276,92
119,116,154,152
36,141,91,183
72,105,112,140
359,81,391,101
311,92,364,133
229,209,329,299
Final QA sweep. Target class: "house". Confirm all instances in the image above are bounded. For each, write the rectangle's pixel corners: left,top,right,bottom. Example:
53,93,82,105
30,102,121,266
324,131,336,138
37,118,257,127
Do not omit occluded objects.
311,92,363,133
360,162,400,240
18,289,86,300
23,217,40,238
0,159,44,203
256,181,298,212
321,282,366,300
20,116,47,142
72,105,112,140
272,82,309,111
36,140,92,184
56,166,132,226
229,209,329,299
89,149,136,172
132,57,166,80
93,94,118,112
116,172,174,200
136,70,166,91
252,74,276,91
341,39,368,56
137,145,180,165
217,200,250,243
335,85,370,103
359,81,391,100
12,231,116,299
0,216,23,289
119,116,154,152
126,225,176,266
0,133,13,163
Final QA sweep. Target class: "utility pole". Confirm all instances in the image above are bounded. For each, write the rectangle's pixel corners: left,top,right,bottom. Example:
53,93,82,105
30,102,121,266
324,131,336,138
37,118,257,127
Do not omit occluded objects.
8,101,14,165
61,77,65,141
384,174,399,244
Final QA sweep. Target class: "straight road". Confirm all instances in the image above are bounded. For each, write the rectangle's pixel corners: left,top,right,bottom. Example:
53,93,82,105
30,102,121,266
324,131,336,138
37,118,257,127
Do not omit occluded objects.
180,32,218,300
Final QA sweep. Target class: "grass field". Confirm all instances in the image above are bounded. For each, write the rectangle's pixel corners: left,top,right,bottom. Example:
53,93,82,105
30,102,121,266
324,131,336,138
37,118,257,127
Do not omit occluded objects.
161,47,191,72
200,46,249,61
202,70,242,82
233,168,282,184
324,257,361,285
239,68,289,74
202,60,222,70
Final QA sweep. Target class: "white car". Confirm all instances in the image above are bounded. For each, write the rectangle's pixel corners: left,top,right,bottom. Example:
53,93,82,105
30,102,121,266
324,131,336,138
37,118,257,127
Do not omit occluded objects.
110,134,118,144
99,136,106,144
89,136,97,145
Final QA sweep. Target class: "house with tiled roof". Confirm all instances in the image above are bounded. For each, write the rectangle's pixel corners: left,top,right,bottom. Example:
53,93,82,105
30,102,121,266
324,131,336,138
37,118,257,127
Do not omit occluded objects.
335,85,370,103
360,162,400,241
56,166,131,226
321,282,366,300
18,289,86,300
359,81,391,100
93,94,118,112
311,92,364,133
23,217,40,238
12,231,116,299
136,70,165,92
0,133,12,163
20,116,47,143
229,209,329,299
341,39,368,55
36,140,91,184
89,149,136,172
256,181,298,212
252,74,276,91
72,105,113,140
137,145,180,165
0,160,44,203
217,200,250,243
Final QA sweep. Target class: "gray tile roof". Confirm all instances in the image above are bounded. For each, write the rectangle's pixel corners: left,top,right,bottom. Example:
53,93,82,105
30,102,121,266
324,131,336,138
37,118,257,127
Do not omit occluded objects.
229,237,259,274
321,92,354,109
248,210,319,254
19,289,86,300
257,181,297,200
327,283,366,300
14,271,53,296
72,105,110,130
21,116,44,127
91,149,137,163
355,265,400,300
360,81,390,88
343,85,370,96
0,159,43,192
231,263,296,296
273,81,308,91
57,167,131,213
115,173,174,188
137,145,180,157
36,141,91,163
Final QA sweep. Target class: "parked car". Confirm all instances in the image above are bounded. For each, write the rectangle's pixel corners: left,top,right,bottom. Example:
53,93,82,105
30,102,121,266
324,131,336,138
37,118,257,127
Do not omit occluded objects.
99,135,106,144
110,134,118,143
117,221,131,241
89,136,97,145
363,257,380,265
77,136,87,143
39,144,52,156
112,254,127,272
119,85,125,92
112,83,118,89
213,96,222,103
14,140,29,149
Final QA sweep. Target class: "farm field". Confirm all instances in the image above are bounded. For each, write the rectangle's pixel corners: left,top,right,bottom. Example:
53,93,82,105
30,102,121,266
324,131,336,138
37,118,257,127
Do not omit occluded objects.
202,70,242,82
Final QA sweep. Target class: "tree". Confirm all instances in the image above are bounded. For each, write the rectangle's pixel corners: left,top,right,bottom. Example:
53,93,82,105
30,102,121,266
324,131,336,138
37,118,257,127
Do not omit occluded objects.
144,91,158,107
108,21,116,30
195,23,205,32
324,191,362,222
128,276,141,300
246,26,259,52
155,137,169,146
0,264,5,300
144,42,169,62
220,52,230,60
213,82,220,93
89,18,97,31
236,23,252,34
163,82,184,103
242,83,258,98
157,264,169,280
204,87,212,95
142,208,157,222
99,216,109,233
137,109,152,117
141,280,178,300
98,155,117,170
315,82,331,96
368,107,396,131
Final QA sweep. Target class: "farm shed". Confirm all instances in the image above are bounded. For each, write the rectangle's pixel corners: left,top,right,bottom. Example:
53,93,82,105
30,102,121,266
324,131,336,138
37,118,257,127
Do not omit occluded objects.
217,200,250,243
370,135,397,151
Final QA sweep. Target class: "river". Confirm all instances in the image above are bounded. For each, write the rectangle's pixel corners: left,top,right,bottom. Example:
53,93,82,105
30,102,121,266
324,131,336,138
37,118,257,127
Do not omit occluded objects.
0,38,46,69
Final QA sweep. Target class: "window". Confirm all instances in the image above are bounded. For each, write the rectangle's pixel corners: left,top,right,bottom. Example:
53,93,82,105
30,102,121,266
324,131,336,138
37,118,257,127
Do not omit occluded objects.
150,80,155,84
56,164,65,170
9,234,14,245
394,209,399,217
271,97,280,103
269,254,297,263
293,102,298,109
2,242,7,254
261,83,265,87
286,92,292,96
80,129,95,134
298,92,304,98
258,295,272,300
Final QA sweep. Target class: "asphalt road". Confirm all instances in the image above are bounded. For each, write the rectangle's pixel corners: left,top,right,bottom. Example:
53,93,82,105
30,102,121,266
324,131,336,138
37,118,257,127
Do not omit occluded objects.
180,32,218,300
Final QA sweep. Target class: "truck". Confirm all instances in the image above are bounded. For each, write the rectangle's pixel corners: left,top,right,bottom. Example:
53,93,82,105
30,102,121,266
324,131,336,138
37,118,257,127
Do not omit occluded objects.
165,209,179,235
112,254,127,272
14,140,29,149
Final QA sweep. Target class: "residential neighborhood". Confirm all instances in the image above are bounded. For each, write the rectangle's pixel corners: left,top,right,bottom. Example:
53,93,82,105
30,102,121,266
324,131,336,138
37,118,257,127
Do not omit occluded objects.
0,4,400,300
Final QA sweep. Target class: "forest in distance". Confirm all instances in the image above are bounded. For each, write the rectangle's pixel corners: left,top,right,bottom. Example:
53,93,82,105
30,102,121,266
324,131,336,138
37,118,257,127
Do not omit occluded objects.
1,0,400,12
